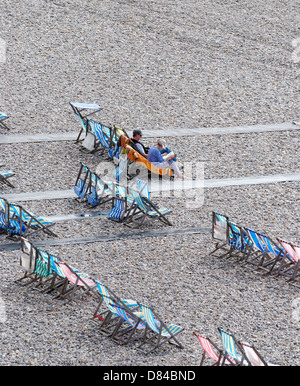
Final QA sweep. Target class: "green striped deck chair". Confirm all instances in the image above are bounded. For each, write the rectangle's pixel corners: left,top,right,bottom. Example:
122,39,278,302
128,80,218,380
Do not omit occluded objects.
70,102,103,143
124,185,172,227
0,111,10,130
137,303,184,355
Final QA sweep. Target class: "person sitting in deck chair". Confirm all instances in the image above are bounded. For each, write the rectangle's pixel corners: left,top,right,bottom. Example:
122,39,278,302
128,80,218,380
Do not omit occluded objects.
147,138,184,179
131,129,149,158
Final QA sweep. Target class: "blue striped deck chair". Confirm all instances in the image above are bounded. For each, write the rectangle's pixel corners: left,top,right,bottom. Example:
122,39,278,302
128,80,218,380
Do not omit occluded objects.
112,153,128,183
87,120,112,154
0,197,26,237
74,162,90,200
137,303,184,355
0,170,15,187
244,228,284,271
93,281,139,336
108,199,126,222
69,102,102,143
109,303,146,345
125,185,172,227
0,112,10,130
8,201,57,238
218,328,250,366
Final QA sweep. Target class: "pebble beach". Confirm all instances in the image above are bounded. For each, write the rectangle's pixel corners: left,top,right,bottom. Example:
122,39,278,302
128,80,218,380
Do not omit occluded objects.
0,0,299,366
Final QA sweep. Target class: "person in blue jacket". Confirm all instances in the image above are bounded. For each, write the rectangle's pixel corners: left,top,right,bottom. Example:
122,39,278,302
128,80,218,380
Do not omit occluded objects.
147,138,184,179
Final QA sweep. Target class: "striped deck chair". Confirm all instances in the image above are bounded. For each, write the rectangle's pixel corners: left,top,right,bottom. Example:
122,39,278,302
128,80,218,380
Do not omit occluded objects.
193,332,235,366
125,185,172,227
69,102,102,143
210,212,230,256
274,238,300,282
53,261,98,301
0,170,15,187
0,198,26,237
244,228,284,272
87,120,111,154
239,342,273,366
107,199,126,222
0,112,10,130
84,164,115,208
108,303,146,345
218,328,251,366
8,201,57,238
93,281,140,336
137,303,184,355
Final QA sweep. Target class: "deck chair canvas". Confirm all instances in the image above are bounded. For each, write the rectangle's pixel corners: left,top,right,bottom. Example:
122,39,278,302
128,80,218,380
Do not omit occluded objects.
74,163,90,200
87,120,111,154
70,102,103,144
0,112,10,130
239,342,273,366
210,212,229,256
193,332,235,366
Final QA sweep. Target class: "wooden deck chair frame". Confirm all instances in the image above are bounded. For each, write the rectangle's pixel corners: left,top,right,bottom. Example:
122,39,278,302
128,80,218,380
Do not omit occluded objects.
74,162,90,201
85,165,116,208
136,303,184,355
0,112,10,130
193,332,236,366
69,102,103,143
86,119,113,155
0,170,15,187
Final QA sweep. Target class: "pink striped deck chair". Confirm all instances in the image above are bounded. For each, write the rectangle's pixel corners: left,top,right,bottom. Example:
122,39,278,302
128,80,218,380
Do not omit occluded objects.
276,238,300,282
193,332,235,366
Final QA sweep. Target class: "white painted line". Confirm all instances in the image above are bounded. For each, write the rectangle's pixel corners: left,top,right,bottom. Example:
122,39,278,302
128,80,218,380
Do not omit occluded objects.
2,172,300,203
0,122,299,144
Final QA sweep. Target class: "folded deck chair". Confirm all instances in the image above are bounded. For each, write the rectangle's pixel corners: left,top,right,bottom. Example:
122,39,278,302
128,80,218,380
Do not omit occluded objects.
244,228,284,272
0,112,10,130
74,162,90,200
93,281,140,336
136,303,184,355
69,102,103,144
124,185,172,227
193,332,235,366
274,238,300,282
0,170,15,187
218,328,251,366
239,342,274,366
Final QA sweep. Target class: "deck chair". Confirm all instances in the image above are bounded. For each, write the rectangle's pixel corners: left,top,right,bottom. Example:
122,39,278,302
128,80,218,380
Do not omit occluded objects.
136,303,184,355
69,102,103,144
0,197,26,237
107,199,127,222
239,342,274,366
218,328,251,366
274,238,300,282
210,212,230,256
8,201,57,239
74,162,90,200
193,332,235,366
0,170,15,187
92,281,140,336
87,120,112,154
107,303,146,345
244,228,284,272
124,185,172,227
0,112,10,130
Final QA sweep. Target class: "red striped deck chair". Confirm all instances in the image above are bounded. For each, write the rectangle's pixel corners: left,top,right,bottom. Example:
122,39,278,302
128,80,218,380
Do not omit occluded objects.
274,238,300,283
